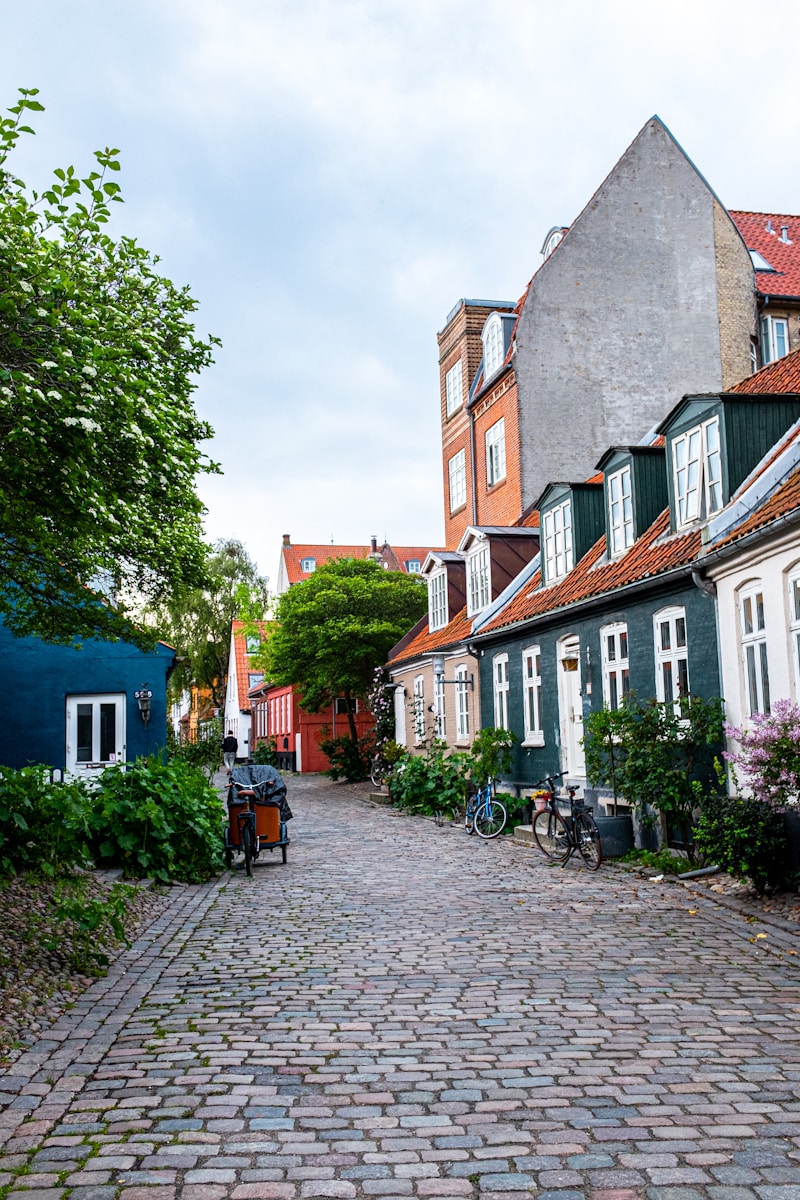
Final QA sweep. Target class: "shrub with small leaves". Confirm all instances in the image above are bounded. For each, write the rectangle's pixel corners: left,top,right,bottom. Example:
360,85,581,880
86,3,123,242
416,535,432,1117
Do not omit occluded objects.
0,766,92,876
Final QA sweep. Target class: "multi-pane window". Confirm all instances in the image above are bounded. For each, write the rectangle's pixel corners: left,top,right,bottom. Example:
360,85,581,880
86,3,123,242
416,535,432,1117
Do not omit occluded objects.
406,560,421,573
467,544,490,614
485,419,506,487
601,623,630,709
413,675,425,744
672,416,723,527
493,654,510,729
607,465,634,556
301,557,316,573
740,586,770,716
449,449,467,511
522,646,543,743
654,607,689,714
483,314,504,380
761,315,789,365
790,571,800,697
542,500,573,583
455,665,470,741
445,358,463,416
433,673,446,738
428,570,448,632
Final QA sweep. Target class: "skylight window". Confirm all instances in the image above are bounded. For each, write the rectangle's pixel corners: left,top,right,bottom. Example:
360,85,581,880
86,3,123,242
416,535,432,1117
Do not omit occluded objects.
749,248,776,272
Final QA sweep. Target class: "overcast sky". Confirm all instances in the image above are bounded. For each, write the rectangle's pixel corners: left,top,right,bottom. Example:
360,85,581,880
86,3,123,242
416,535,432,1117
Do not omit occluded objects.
5,1,800,587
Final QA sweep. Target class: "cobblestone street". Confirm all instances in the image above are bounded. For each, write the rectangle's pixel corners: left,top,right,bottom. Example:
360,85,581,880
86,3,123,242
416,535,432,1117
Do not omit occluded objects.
2,775,800,1200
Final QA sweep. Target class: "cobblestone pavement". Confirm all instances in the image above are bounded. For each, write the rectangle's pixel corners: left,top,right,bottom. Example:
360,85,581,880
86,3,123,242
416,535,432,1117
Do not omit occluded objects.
2,775,800,1200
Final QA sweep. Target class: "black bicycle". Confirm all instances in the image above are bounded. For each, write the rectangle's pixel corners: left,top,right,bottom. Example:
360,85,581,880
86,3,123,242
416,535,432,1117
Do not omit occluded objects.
532,773,602,870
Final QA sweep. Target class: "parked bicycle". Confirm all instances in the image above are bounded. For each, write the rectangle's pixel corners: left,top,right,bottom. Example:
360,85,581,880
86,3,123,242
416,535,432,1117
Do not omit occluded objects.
464,780,507,839
531,772,602,870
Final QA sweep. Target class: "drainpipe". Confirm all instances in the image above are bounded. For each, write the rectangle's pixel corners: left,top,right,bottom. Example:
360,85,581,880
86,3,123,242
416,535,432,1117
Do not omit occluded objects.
469,405,478,526
691,568,723,714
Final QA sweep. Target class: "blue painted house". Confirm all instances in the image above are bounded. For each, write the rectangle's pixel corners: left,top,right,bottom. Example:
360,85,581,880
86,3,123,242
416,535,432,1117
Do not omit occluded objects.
0,619,175,776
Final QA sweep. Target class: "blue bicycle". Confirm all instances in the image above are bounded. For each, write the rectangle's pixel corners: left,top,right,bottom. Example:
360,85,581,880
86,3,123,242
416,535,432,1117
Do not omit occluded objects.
464,780,507,839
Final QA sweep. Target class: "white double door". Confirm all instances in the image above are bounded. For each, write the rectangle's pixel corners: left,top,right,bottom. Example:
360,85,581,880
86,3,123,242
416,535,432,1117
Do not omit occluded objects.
66,693,126,779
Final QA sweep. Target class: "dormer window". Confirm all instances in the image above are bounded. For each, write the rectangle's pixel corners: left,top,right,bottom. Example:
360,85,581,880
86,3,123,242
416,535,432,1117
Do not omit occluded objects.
428,570,448,632
482,313,505,381
445,358,463,417
245,634,261,655
672,416,722,527
542,499,573,584
467,543,490,615
607,465,633,557
300,557,316,573
405,559,421,573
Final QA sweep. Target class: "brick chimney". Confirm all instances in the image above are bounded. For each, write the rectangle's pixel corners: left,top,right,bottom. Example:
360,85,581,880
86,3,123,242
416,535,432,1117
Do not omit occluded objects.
282,534,290,546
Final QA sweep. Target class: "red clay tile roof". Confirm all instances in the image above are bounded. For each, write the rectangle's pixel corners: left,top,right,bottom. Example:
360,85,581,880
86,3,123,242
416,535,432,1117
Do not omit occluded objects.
388,606,475,667
706,462,800,552
282,543,439,586
730,211,800,298
729,346,800,394
231,619,271,715
478,512,701,636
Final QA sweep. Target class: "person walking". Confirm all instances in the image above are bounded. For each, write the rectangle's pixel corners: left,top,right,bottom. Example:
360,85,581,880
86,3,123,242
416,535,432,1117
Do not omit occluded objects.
222,730,238,776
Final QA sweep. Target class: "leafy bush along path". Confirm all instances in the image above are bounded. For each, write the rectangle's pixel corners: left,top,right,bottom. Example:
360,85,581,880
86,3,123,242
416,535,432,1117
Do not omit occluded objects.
0,871,169,1064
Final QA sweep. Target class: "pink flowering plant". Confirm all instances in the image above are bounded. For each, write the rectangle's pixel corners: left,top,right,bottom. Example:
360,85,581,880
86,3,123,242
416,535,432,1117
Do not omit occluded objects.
724,699,800,810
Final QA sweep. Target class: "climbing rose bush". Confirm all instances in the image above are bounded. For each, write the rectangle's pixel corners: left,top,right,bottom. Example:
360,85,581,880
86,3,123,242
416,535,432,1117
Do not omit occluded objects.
724,699,800,809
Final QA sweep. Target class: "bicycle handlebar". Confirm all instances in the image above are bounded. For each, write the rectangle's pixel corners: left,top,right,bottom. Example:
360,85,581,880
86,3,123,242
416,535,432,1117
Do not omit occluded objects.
534,772,564,790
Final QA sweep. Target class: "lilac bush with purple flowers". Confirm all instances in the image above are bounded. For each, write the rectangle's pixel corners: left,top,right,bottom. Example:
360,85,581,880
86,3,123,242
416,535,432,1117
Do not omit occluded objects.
724,698,800,810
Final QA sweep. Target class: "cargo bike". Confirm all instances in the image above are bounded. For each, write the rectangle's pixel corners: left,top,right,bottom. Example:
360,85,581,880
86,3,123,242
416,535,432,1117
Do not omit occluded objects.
224,764,292,876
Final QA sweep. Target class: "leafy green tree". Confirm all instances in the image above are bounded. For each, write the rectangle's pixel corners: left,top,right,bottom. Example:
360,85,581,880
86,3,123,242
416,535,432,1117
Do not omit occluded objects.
145,538,270,709
262,557,427,743
0,89,218,644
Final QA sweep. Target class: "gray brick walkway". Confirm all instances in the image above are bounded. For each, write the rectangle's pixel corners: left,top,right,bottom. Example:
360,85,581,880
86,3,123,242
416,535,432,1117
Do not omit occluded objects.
1,775,799,1200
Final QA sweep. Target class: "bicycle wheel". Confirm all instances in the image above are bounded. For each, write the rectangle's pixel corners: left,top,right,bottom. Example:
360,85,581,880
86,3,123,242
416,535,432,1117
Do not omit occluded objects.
474,798,507,839
242,821,255,877
370,757,384,788
464,803,476,834
575,812,602,870
532,807,570,861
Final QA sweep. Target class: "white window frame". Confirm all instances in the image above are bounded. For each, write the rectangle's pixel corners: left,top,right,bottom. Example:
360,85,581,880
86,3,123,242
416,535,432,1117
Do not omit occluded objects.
740,584,770,716
413,675,425,745
493,653,510,730
393,685,407,747
455,665,470,742
482,313,504,380
406,560,421,573
433,673,446,738
445,358,463,417
654,606,690,715
300,557,316,573
428,569,448,632
790,569,800,698
607,465,634,557
672,415,723,527
485,418,506,487
761,315,789,365
522,645,544,746
601,622,630,710
542,499,573,584
467,543,490,615
448,449,467,512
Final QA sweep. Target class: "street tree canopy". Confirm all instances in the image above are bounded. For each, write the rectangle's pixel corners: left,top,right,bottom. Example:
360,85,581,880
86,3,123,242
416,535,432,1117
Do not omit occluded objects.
0,89,218,644
146,538,270,710
262,557,427,739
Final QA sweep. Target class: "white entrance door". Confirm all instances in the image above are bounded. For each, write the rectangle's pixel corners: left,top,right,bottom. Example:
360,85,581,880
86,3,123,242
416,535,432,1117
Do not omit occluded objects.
557,637,586,777
66,693,126,779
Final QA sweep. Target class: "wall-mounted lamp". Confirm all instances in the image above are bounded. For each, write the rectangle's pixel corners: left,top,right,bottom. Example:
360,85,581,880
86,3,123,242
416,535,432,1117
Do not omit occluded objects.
432,654,474,689
134,685,153,724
